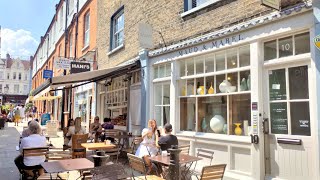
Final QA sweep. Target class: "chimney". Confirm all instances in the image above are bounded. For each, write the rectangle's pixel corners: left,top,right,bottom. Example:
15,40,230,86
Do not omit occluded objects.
6,53,10,60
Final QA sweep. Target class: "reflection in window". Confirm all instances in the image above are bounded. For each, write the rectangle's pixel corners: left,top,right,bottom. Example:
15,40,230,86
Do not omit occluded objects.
239,45,250,67
215,52,225,71
187,60,194,76
227,49,237,69
289,66,308,99
264,40,277,61
295,32,310,55
180,98,196,131
291,102,310,136
205,54,214,73
154,83,171,126
229,94,251,135
196,58,204,74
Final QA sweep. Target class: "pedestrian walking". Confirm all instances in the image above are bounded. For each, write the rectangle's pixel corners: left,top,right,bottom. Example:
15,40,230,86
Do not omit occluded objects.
20,105,26,122
13,106,21,126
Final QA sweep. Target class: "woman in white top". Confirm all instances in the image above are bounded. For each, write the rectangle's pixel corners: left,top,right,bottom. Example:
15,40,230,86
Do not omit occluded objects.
135,119,160,173
67,117,86,146
15,120,47,174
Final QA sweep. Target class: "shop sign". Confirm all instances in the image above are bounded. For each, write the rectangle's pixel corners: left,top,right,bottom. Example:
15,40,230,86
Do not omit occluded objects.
314,34,320,50
177,34,243,57
43,70,53,79
70,62,91,74
54,58,71,70
261,0,280,10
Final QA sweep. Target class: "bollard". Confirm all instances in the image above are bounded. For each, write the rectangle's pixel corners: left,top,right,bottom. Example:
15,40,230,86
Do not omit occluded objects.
167,145,181,180
92,151,109,167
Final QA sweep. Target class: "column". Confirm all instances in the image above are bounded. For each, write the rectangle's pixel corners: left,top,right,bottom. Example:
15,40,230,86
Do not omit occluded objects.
139,49,149,128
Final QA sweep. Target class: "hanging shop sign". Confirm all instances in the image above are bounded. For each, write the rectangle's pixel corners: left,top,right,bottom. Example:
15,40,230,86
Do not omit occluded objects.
261,0,280,10
43,70,53,79
54,58,71,70
314,34,320,50
70,61,91,74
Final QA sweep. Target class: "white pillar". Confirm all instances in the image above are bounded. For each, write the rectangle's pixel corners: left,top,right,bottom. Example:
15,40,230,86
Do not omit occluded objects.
250,42,265,180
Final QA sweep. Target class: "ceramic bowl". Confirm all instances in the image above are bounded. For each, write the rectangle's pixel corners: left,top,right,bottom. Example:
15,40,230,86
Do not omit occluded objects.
227,86,237,92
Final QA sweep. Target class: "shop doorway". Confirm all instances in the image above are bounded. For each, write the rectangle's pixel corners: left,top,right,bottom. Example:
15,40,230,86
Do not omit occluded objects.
263,64,314,180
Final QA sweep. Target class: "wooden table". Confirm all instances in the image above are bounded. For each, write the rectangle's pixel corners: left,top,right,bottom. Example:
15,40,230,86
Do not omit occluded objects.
81,142,116,151
41,158,94,179
149,154,202,165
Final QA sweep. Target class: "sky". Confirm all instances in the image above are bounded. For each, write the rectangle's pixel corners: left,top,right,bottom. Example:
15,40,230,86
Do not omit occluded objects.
0,0,59,59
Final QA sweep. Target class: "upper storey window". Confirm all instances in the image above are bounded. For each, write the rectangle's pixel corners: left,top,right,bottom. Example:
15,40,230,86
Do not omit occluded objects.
183,0,222,17
84,12,90,48
110,6,124,51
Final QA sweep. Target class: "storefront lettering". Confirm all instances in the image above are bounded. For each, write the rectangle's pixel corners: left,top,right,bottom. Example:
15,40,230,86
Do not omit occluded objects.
178,34,243,56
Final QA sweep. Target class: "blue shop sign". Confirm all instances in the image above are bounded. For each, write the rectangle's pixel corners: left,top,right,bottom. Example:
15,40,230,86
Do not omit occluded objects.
43,70,53,79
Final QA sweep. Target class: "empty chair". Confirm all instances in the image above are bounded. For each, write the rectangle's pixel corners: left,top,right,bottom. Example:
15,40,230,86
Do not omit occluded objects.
178,144,190,155
104,147,121,163
71,133,89,158
200,164,227,180
190,149,215,179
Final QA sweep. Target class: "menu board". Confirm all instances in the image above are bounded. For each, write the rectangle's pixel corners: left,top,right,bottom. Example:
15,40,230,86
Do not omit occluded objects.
270,103,288,134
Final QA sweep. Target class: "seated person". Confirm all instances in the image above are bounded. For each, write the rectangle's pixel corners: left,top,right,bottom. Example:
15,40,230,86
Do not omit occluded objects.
21,121,32,138
14,120,47,176
66,117,85,147
63,119,74,150
101,118,115,142
89,116,102,142
157,123,178,152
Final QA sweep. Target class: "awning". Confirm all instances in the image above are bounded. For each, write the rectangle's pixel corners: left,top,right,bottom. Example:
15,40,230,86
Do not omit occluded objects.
33,95,61,101
51,60,140,89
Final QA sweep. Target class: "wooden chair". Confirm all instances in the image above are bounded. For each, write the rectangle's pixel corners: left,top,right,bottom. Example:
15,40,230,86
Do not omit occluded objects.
200,164,227,180
21,146,49,179
123,136,143,154
47,148,72,161
104,147,121,163
104,129,121,144
71,133,89,159
127,153,147,178
178,144,190,155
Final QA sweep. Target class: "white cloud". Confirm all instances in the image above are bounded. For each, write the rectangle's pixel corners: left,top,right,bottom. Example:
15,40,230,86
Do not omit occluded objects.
0,28,39,59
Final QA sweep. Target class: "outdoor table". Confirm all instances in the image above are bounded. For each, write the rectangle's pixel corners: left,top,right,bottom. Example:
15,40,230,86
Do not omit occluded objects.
149,153,202,179
91,162,130,180
41,158,94,180
81,142,116,151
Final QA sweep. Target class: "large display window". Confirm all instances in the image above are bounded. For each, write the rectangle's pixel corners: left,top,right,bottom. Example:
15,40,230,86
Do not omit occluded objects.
179,45,251,136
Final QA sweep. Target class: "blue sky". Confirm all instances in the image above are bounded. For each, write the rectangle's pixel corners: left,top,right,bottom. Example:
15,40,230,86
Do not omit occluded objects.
0,0,59,59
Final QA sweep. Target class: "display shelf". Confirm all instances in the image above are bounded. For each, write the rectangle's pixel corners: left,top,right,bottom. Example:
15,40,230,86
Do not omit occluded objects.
179,91,251,98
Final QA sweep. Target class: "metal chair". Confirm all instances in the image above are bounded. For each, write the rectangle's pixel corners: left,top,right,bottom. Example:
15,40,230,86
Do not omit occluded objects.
104,147,121,163
123,136,143,154
71,133,89,159
178,144,190,155
127,153,147,179
200,164,227,180
190,149,215,179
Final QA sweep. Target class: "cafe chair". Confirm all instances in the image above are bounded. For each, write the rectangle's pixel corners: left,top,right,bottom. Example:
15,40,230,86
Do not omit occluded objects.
178,144,190,155
71,133,89,159
190,149,215,180
47,148,72,161
123,136,143,154
104,147,121,163
199,164,227,180
21,146,49,179
104,129,120,144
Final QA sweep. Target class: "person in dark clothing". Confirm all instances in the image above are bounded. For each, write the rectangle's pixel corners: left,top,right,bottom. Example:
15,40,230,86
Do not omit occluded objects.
102,118,114,129
157,123,178,151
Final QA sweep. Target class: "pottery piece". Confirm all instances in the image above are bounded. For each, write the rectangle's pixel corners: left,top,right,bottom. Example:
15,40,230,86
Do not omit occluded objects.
234,123,242,135
243,120,249,136
197,86,205,95
201,118,207,132
240,78,248,91
181,86,186,96
247,75,251,90
222,124,228,134
208,82,214,94
219,80,231,93
210,115,225,133
226,86,237,93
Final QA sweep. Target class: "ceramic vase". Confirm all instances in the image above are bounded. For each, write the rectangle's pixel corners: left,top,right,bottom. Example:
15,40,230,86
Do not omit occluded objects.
201,118,207,132
208,82,214,94
197,86,205,95
219,80,231,93
181,86,186,96
234,123,242,135
247,75,251,90
240,78,248,91
210,115,225,133
222,124,228,134
243,120,249,136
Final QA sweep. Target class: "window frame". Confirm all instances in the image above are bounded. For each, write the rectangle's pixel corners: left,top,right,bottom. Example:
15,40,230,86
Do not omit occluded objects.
182,0,222,17
13,72,16,80
84,12,90,48
110,6,124,51
14,84,19,94
153,82,171,127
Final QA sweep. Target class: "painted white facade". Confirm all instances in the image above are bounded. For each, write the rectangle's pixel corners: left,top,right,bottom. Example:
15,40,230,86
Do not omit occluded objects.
148,4,318,180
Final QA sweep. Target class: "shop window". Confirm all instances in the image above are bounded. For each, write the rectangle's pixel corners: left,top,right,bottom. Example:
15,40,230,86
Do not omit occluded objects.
153,63,171,79
180,97,196,131
154,83,170,126
268,65,310,136
239,45,250,67
18,73,22,80
227,48,237,69
264,32,310,61
14,85,19,94
110,7,124,50
215,52,225,71
205,53,215,73
13,72,16,80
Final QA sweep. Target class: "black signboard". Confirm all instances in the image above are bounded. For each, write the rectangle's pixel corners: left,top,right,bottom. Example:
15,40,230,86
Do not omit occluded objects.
70,62,91,74
270,102,288,134
291,102,310,136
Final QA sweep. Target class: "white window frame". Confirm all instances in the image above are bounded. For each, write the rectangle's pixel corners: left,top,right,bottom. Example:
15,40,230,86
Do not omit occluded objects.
112,9,124,50
69,33,73,57
84,12,90,48
153,82,171,127
13,72,16,80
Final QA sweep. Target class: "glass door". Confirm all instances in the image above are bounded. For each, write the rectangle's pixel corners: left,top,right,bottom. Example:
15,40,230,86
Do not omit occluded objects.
264,65,314,179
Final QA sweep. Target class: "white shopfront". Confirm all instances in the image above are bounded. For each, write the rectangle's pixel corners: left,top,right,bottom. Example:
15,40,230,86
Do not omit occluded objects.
148,4,319,180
